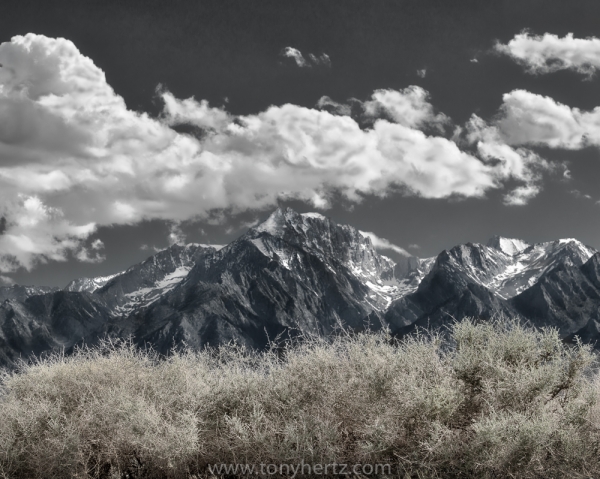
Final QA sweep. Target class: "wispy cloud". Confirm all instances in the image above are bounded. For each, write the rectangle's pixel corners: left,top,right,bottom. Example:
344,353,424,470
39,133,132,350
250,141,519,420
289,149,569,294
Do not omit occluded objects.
140,244,163,253
502,184,541,206
168,223,187,245
308,52,331,67
240,218,260,230
315,96,352,116
281,47,331,67
496,32,600,77
359,231,410,256
570,189,593,200
75,238,106,263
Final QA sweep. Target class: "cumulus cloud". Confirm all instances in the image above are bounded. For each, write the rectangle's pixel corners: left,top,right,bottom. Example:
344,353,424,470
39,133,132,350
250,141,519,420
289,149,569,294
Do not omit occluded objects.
160,89,230,131
416,68,427,78
281,47,331,68
464,112,551,206
478,89,600,149
496,32,600,77
0,195,96,272
359,231,410,256
0,34,548,271
362,86,449,130
462,87,600,202
0,275,14,285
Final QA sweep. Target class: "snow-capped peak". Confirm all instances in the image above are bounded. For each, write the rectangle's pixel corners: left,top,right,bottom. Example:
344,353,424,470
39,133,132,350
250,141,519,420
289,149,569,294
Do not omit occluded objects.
559,238,586,247
186,243,225,251
254,208,288,235
254,208,330,237
487,236,530,256
553,238,597,260
64,272,123,293
247,208,426,310
301,212,327,220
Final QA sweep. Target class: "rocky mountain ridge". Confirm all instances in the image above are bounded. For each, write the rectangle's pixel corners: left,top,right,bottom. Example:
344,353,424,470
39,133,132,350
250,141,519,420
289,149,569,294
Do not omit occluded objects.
1,207,599,367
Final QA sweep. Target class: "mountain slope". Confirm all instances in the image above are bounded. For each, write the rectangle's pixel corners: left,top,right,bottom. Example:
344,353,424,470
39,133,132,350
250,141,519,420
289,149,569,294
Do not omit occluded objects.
385,244,519,334
0,244,220,367
1,209,600,368
111,209,409,352
93,243,220,316
385,238,598,336
0,291,110,366
0,285,59,302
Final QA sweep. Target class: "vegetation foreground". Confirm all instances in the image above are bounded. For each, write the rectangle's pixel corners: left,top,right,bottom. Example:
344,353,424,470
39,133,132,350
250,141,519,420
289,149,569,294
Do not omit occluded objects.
1,319,600,478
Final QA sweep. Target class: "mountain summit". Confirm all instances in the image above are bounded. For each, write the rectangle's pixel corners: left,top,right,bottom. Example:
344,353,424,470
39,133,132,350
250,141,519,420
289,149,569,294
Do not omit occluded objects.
486,236,530,256
1,208,600,367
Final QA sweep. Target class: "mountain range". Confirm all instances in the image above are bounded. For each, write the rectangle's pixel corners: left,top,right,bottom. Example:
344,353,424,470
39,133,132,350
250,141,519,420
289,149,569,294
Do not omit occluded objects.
2,207,600,368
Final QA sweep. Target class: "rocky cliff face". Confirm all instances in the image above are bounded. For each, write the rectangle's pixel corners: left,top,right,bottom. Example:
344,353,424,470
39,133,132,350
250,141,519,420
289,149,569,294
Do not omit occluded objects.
0,244,219,366
384,237,598,337
1,209,600,368
110,209,409,353
513,252,600,339
0,285,59,302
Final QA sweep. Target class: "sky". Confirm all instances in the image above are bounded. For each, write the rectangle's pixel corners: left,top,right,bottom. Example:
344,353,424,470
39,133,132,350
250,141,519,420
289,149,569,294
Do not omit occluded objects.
2,0,600,287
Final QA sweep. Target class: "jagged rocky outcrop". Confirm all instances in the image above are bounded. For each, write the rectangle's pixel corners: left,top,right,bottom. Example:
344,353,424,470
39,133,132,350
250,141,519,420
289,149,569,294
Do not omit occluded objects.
109,209,410,352
0,285,59,302
384,237,597,337
515,252,600,345
1,208,600,368
0,244,220,366
384,244,519,334
0,290,110,366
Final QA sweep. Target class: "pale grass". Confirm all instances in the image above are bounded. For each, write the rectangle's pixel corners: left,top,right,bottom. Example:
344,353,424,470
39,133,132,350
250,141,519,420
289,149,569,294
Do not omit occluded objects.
0,318,599,478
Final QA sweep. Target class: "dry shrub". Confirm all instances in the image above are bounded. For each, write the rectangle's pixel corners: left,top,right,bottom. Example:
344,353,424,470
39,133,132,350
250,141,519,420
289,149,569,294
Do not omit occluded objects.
0,318,599,478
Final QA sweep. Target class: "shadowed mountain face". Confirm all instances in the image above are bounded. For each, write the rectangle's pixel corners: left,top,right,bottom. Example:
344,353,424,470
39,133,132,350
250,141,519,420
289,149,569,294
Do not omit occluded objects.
1,207,600,367
516,253,600,345
108,209,404,352
385,238,598,335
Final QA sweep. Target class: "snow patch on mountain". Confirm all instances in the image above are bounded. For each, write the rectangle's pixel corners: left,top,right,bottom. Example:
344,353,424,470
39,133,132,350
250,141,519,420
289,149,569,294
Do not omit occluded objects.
255,209,288,235
0,284,60,302
301,212,327,220
484,238,597,298
487,236,530,256
64,272,124,293
188,243,225,251
247,208,420,311
115,266,192,314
